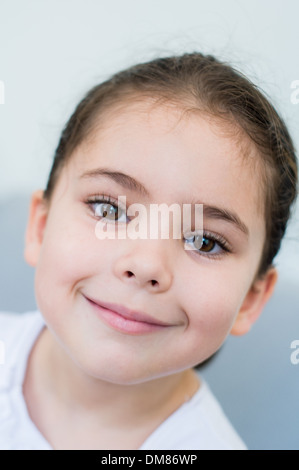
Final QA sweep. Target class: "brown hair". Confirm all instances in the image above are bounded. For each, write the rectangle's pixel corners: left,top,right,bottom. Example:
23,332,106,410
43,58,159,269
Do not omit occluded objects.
44,52,298,279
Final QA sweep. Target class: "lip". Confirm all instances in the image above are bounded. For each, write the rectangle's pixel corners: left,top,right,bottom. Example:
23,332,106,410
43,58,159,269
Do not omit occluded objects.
84,295,172,335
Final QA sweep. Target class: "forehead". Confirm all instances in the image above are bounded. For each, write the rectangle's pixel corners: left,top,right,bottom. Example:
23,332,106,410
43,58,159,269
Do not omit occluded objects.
73,100,263,206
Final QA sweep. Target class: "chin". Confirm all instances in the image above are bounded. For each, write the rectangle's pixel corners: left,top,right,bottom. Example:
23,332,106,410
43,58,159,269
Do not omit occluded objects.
89,368,159,386
76,354,177,386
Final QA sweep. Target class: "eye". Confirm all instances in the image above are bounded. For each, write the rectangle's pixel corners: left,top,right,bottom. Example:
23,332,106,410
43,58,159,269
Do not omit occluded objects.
184,231,230,258
85,196,129,223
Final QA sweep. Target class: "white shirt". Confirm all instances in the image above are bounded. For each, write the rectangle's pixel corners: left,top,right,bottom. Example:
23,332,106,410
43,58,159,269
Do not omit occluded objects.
0,310,247,450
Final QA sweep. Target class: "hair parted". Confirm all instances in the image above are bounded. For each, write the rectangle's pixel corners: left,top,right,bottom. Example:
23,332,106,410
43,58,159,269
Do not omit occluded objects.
44,52,298,279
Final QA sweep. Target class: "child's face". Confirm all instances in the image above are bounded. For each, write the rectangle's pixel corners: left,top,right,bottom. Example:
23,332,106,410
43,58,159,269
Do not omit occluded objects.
25,100,277,384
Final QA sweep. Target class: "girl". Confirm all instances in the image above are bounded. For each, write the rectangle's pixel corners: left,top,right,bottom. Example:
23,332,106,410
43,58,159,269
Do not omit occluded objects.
0,53,297,450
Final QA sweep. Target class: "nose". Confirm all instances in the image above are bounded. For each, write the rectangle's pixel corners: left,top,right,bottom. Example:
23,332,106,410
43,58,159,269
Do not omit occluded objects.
113,239,173,293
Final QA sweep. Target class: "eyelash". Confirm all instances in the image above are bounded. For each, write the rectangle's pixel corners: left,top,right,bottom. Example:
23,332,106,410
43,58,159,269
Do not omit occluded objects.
84,194,232,260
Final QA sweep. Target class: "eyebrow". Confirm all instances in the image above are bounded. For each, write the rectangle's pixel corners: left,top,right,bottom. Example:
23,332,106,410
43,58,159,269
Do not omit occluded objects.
203,205,249,237
80,167,249,237
80,167,150,197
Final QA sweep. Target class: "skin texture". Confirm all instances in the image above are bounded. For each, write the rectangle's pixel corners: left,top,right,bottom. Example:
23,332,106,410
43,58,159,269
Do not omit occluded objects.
23,100,278,449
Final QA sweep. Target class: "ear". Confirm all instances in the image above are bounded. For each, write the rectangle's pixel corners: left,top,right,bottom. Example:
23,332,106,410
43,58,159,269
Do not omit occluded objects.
24,190,49,267
230,267,278,336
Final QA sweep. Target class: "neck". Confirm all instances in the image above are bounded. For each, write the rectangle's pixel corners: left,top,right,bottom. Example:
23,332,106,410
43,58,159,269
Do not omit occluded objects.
25,326,200,429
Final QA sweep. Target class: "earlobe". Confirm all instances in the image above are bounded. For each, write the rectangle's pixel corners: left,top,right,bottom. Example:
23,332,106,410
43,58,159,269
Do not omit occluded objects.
24,190,49,267
230,267,278,336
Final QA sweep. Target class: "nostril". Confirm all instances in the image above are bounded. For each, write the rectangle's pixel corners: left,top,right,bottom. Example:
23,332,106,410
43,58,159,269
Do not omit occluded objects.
126,271,135,278
151,280,158,286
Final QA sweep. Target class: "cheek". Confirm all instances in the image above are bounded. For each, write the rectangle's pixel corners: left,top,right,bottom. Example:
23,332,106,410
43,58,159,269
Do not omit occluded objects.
180,270,241,358
37,233,84,286
34,219,92,306
38,214,109,272
193,295,237,343
34,215,119,312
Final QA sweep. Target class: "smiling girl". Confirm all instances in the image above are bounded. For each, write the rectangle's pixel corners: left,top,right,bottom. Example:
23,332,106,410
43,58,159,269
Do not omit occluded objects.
0,53,297,450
